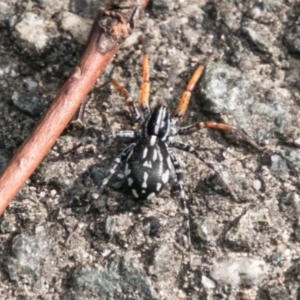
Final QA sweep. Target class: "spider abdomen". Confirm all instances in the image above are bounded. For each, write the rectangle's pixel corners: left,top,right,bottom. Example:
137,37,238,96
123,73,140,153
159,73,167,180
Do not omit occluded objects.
125,135,171,200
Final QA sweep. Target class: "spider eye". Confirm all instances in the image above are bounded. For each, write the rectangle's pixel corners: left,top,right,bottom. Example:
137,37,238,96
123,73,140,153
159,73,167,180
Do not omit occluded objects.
146,105,170,139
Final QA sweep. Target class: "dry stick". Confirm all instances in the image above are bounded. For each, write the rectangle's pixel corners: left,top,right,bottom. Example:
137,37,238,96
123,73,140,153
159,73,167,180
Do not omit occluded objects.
0,0,149,215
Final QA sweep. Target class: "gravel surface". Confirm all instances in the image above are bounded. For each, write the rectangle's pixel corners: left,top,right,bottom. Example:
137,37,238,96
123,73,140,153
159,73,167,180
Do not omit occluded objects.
1,0,300,299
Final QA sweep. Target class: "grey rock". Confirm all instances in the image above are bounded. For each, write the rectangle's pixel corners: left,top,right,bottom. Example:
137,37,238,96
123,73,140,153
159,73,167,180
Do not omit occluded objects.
11,91,46,116
70,258,154,299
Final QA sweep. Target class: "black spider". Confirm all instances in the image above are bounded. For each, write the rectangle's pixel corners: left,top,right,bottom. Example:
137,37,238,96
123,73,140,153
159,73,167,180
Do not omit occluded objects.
97,49,252,248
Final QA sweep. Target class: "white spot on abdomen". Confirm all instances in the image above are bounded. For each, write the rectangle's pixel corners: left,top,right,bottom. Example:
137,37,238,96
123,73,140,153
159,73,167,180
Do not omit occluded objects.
142,172,149,188
143,161,152,168
152,149,158,161
132,189,139,198
150,136,157,146
142,147,148,158
127,177,134,186
156,182,162,191
147,192,155,200
161,169,170,184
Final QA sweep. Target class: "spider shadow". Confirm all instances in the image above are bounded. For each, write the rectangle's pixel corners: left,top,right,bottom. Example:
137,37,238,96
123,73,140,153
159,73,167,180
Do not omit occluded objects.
53,149,154,243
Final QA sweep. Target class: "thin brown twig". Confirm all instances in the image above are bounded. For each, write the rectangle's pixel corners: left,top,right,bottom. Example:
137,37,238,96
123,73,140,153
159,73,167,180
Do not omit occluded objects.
0,0,149,215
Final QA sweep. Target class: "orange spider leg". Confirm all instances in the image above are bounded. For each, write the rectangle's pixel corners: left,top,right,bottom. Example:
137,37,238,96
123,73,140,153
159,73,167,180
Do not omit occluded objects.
177,121,259,149
139,47,150,117
110,79,141,123
110,79,132,106
174,65,205,119
199,122,259,148
198,121,236,131
176,121,236,136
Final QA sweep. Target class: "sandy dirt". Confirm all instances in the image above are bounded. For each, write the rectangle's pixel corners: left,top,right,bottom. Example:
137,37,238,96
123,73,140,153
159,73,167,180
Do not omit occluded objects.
0,0,300,299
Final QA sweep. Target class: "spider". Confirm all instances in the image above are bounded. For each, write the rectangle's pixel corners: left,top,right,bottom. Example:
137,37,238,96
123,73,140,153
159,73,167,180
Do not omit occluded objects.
98,48,254,249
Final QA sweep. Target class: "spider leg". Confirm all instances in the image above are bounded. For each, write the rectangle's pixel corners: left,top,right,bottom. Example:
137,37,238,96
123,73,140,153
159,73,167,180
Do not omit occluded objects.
110,79,142,124
59,131,139,161
175,121,236,135
139,45,151,119
169,141,239,202
168,150,191,251
173,121,259,149
172,65,205,123
98,143,135,194
99,130,141,141
66,143,135,245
